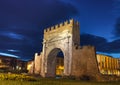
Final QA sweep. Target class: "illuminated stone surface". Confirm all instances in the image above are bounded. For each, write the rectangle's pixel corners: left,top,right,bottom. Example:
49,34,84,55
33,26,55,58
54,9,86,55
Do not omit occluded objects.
38,19,99,79
30,19,120,81
41,19,78,77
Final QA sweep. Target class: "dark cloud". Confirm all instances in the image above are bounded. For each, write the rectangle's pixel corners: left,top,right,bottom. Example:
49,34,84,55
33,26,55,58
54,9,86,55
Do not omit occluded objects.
107,39,120,53
113,17,120,37
0,0,79,60
80,33,108,52
0,0,78,28
81,33,120,54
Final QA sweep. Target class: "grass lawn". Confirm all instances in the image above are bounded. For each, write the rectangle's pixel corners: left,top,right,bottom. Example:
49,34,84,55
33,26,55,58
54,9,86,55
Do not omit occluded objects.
0,78,120,85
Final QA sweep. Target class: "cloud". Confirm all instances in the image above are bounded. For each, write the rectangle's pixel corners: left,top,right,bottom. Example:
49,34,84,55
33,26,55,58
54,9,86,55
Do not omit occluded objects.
81,33,120,54
113,17,120,37
0,52,19,58
0,0,79,60
80,33,107,50
7,49,20,53
0,0,79,28
0,31,25,40
107,39,120,53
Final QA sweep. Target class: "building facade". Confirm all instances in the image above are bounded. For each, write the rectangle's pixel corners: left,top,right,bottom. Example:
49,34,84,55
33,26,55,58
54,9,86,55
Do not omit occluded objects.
96,54,120,76
0,56,27,72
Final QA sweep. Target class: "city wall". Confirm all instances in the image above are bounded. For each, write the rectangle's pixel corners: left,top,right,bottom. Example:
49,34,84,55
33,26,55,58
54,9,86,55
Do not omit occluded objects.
71,45,100,80
34,53,42,74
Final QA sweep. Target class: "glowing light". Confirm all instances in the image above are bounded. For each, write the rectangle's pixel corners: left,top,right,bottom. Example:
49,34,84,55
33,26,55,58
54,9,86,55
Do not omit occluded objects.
27,64,32,70
58,66,64,70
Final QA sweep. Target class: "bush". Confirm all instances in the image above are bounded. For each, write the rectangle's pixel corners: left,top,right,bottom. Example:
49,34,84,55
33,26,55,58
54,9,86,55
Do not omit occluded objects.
0,73,37,81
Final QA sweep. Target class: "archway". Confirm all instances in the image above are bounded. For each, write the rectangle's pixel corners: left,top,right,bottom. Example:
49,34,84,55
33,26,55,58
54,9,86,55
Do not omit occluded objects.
40,19,80,77
46,48,64,77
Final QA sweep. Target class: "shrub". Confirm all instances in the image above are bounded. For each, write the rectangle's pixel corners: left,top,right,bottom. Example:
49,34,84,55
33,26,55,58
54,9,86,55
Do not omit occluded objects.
0,73,37,81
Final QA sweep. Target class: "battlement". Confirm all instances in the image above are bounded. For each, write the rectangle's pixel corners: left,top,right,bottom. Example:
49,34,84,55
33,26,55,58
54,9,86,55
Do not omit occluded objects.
44,18,79,33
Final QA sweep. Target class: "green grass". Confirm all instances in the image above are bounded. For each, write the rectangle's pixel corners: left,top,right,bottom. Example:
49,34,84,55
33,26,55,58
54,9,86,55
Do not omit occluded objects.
0,78,120,85
0,73,120,85
0,73,37,81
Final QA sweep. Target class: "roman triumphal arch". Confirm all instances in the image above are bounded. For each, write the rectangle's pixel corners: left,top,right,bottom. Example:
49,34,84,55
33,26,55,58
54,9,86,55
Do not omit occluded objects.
40,19,80,77
32,19,116,81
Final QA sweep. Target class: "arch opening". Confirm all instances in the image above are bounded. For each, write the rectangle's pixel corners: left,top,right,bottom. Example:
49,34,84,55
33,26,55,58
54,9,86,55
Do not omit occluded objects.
47,48,64,77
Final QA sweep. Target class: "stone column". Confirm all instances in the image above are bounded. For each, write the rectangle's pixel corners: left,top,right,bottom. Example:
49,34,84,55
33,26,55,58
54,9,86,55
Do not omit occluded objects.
64,35,72,76
40,40,46,77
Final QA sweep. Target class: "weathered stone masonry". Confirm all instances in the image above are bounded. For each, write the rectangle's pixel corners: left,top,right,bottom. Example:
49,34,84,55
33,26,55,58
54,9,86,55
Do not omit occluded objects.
30,19,115,81
71,45,100,79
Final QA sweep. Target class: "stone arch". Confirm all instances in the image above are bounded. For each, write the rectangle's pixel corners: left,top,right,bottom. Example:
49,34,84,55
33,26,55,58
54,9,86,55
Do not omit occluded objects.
40,19,80,77
46,48,64,77
31,19,102,80
41,42,72,77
